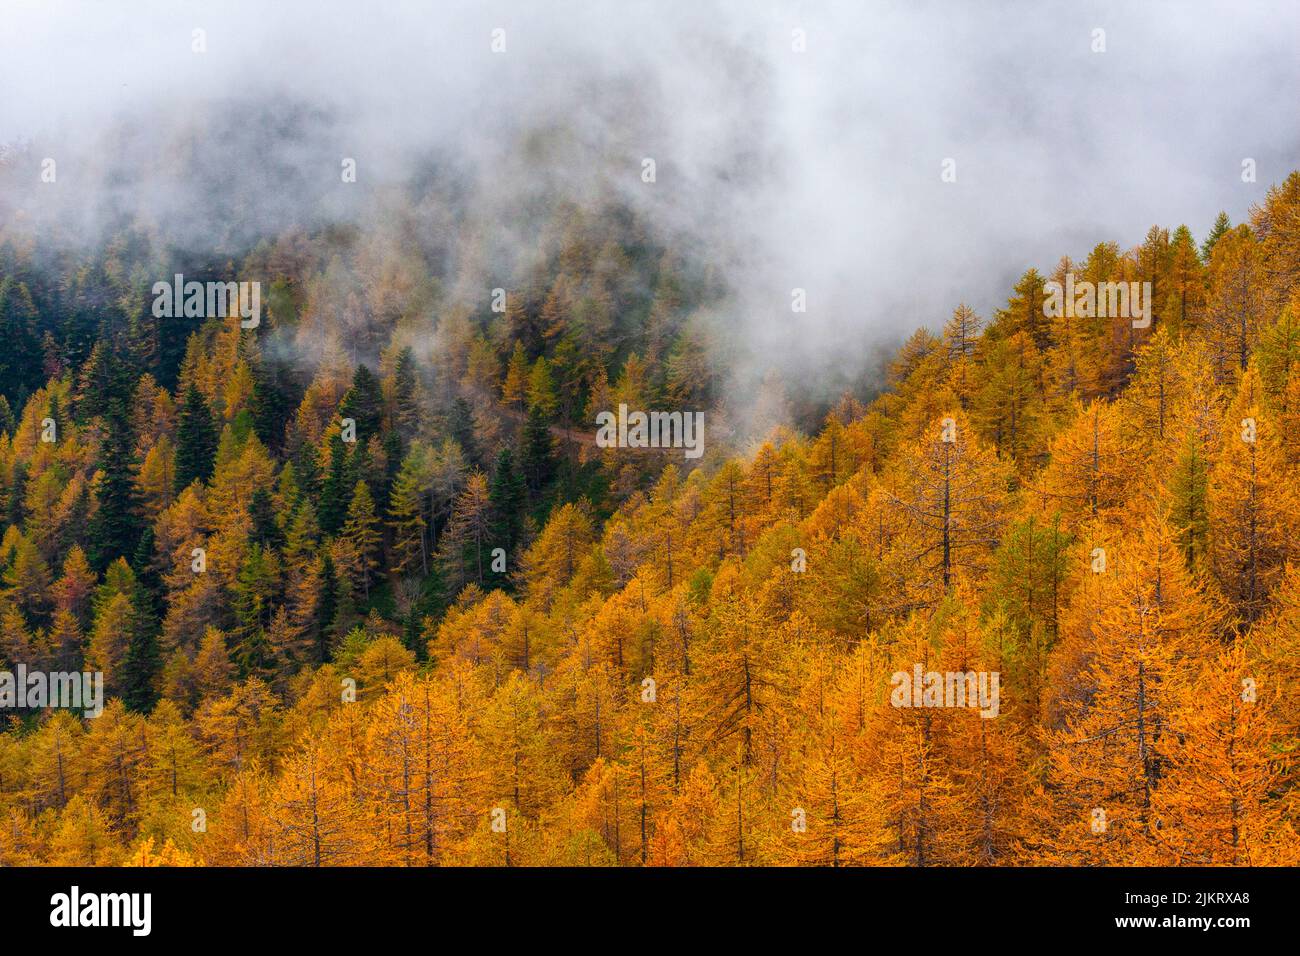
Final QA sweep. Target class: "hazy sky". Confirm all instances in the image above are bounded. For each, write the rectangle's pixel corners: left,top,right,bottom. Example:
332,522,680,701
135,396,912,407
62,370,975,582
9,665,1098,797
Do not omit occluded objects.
2,0,1297,388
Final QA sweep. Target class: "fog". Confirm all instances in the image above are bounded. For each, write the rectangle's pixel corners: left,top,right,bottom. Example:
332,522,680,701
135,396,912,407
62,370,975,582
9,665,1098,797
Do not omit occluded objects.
2,0,1297,409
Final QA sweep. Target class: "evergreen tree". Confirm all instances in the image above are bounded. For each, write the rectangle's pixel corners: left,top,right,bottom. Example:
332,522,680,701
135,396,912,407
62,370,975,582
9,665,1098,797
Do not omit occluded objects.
248,486,284,550
392,346,421,439
88,400,142,572
1201,211,1231,262
234,625,276,684
121,596,161,714
0,394,15,437
1168,435,1211,575
522,405,556,494
317,552,338,663
989,268,1052,351
174,383,218,493
339,364,384,442
449,397,478,466
250,356,292,452
489,448,527,556
0,277,42,401
318,437,351,535
121,529,163,713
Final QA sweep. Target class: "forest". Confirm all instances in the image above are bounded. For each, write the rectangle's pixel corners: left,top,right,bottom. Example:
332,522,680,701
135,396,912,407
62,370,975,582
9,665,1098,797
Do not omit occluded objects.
0,155,1297,867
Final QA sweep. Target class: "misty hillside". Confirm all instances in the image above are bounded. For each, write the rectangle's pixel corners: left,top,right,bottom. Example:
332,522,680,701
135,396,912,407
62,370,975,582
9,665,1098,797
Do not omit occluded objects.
0,133,1297,861
2,1,1299,881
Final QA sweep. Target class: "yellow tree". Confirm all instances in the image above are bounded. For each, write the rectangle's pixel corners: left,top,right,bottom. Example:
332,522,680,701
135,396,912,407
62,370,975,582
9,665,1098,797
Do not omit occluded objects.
779,653,886,865
501,340,529,413
22,711,86,814
875,411,1012,614
268,738,369,866
855,609,983,866
79,700,147,832
124,837,196,866
1118,328,1194,470
1208,370,1298,622
932,600,1031,864
49,795,119,866
194,678,282,782
1250,171,1300,311
647,759,723,865
1202,225,1269,383
135,435,176,522
439,471,493,591
199,765,274,864
85,591,136,696
1034,400,1141,533
366,672,480,865
140,699,207,808
519,501,596,608
690,566,792,769
477,671,564,821
1043,516,1220,863
1249,563,1300,750
1152,640,1291,864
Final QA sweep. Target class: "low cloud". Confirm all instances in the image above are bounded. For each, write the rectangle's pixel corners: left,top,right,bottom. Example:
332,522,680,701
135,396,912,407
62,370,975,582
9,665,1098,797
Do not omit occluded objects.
1,0,1296,412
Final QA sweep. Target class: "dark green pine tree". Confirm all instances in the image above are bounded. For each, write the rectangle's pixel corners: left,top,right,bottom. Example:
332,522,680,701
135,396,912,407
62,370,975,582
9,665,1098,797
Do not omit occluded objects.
248,486,284,550
76,342,116,422
46,394,63,441
121,562,161,715
549,335,588,426
318,437,351,535
339,364,385,442
448,397,479,467
6,461,26,528
392,346,421,439
126,311,159,377
174,383,218,493
489,448,527,556
88,399,142,572
0,277,42,402
522,404,556,494
986,514,1071,645
121,620,161,713
130,525,164,611
232,543,278,682
250,355,292,452
330,569,358,650
402,575,440,662
1201,211,1231,262
292,438,322,501
120,613,161,712
317,551,338,664
0,394,16,437
380,429,404,514
54,479,90,558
